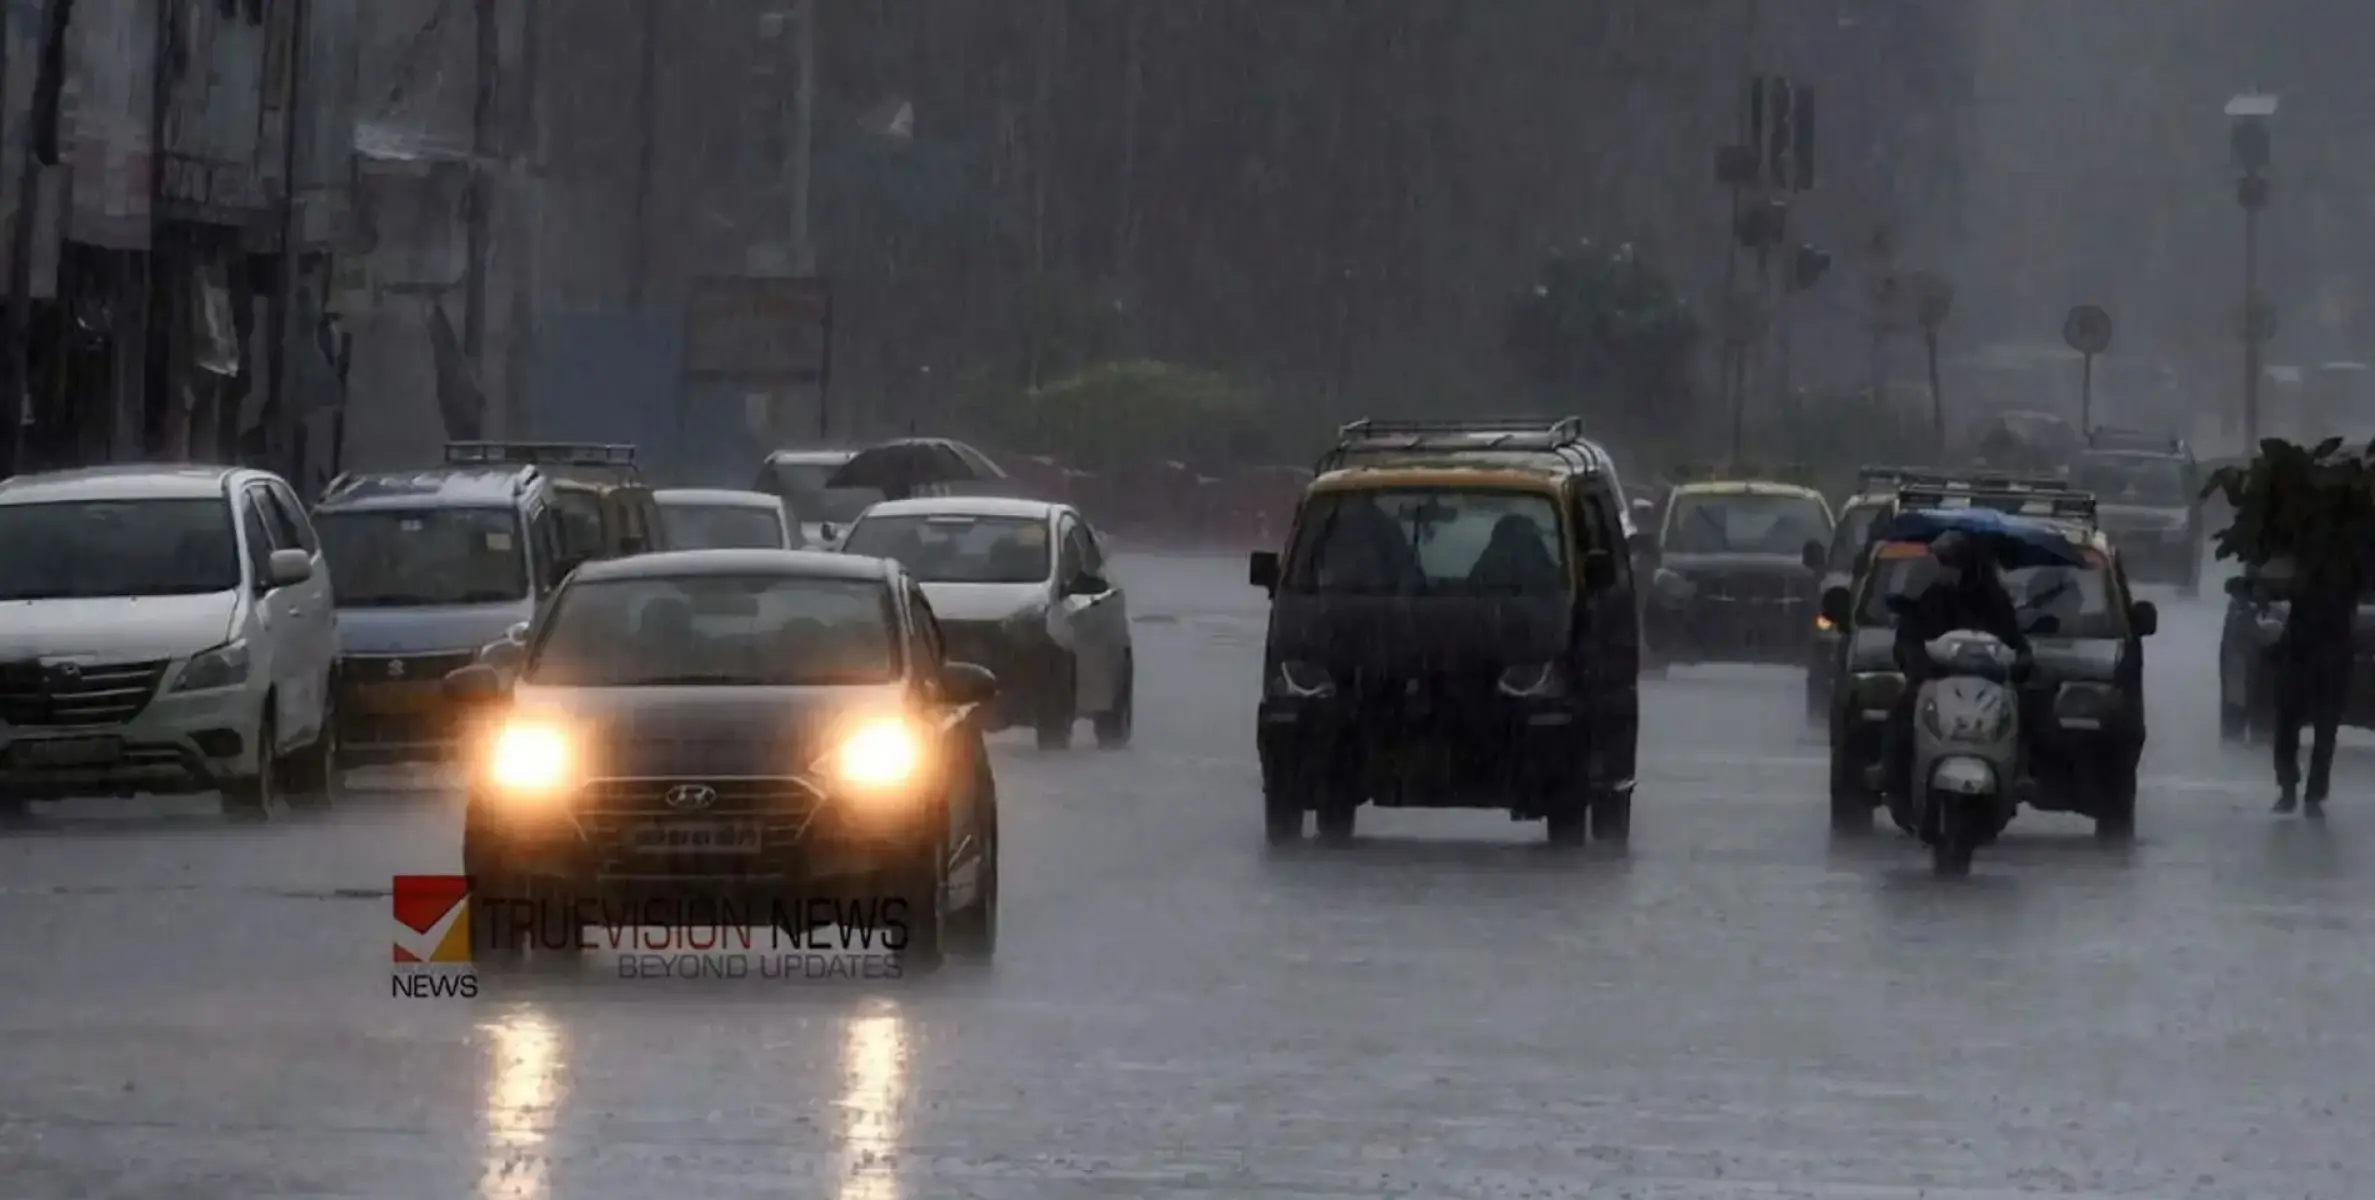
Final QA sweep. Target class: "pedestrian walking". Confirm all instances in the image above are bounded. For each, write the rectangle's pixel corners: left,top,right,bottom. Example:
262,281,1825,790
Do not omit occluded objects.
2271,551,2365,815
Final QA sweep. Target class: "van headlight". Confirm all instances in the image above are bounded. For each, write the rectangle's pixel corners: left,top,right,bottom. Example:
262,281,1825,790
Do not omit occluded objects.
486,722,576,799
1269,660,1334,699
169,640,249,692
825,716,928,792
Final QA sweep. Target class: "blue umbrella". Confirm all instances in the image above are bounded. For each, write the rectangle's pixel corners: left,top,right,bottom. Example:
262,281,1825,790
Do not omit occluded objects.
1872,506,2091,569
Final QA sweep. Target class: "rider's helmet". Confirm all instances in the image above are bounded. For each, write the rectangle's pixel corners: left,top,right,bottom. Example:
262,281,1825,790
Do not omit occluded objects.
1928,529,1980,584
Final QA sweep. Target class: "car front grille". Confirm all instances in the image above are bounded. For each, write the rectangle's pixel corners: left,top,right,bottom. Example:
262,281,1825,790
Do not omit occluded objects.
578,776,827,817
1693,573,1804,604
575,777,833,875
0,658,171,727
337,650,479,683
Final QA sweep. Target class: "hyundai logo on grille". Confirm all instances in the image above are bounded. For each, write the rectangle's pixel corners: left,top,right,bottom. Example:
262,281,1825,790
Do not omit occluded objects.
663,784,718,811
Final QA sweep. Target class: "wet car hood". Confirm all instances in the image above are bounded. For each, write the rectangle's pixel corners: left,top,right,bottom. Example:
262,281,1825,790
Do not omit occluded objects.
1847,626,2122,681
0,592,237,661
1661,552,1813,579
510,682,907,777
1267,593,1567,676
337,601,536,656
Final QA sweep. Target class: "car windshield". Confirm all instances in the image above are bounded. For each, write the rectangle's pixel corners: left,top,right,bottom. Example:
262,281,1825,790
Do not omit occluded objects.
2076,456,2188,506
1857,541,2125,638
1827,501,1887,572
658,502,787,550
1286,488,1568,595
1665,493,1832,556
314,507,529,607
526,574,901,687
0,498,241,600
763,461,885,525
841,514,1050,583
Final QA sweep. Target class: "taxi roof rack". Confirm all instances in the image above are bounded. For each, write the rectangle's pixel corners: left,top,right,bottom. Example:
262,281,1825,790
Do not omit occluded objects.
1320,416,1597,474
1889,473,2098,524
444,440,637,468
2084,425,2189,456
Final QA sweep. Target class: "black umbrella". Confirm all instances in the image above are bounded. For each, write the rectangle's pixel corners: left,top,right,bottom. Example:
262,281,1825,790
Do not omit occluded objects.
825,438,1007,492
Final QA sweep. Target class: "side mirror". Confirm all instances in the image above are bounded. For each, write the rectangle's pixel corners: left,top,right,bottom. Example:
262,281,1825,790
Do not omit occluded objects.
2130,600,2159,637
266,548,313,588
2224,575,2251,600
1067,572,1111,597
1820,585,1852,627
1626,530,1659,559
1248,550,1280,591
1581,549,1617,592
442,663,509,705
477,638,527,672
1801,540,1826,572
819,522,840,545
940,661,999,707
506,620,531,642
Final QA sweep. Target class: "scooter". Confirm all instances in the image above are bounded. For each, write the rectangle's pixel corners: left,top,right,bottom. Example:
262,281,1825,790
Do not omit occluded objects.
1906,629,2029,876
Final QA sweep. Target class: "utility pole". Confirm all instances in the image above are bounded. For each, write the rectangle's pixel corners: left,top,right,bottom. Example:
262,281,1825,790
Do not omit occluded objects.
1,0,68,476
2228,93,2276,449
627,0,660,310
263,0,307,478
502,0,543,436
789,0,814,275
462,0,498,411
1715,0,1759,460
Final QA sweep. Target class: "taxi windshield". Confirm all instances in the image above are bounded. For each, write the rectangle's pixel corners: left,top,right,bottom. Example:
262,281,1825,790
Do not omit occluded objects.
658,502,787,550
1287,488,1567,595
1665,492,1831,556
1858,542,2125,638
2076,455,2188,506
315,507,529,606
841,514,1051,583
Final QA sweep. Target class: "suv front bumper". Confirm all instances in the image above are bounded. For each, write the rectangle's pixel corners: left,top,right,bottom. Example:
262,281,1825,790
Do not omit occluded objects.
1258,693,1589,807
0,676,262,801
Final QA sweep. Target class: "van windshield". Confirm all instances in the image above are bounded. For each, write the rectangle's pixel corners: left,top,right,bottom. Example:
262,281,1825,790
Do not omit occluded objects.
1665,492,1831,556
315,507,529,607
1286,488,1567,595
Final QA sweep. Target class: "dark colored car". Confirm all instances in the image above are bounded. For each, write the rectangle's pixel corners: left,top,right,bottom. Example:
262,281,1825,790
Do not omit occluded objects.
445,549,1000,971
1804,492,1894,721
1248,418,1643,848
2216,569,2375,743
2074,435,2200,594
1820,527,2155,839
1644,481,1834,667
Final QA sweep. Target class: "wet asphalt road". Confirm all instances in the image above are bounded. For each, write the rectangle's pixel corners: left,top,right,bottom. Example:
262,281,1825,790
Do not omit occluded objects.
4,553,2374,1198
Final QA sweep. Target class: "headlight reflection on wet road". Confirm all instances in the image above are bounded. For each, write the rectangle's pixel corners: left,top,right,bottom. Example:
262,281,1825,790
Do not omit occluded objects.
837,1005,909,1200
478,1004,568,1200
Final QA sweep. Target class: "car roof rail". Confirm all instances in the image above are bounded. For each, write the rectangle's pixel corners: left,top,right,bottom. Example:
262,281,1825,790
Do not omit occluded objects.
445,440,638,468
1320,416,1596,473
1894,476,2098,524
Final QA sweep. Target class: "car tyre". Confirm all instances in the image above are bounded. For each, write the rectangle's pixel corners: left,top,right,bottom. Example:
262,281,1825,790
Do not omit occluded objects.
283,695,338,811
1588,787,1631,845
1263,779,1306,844
1828,747,1876,835
1314,801,1357,843
1034,652,1077,751
2094,766,2138,842
892,833,948,974
1093,652,1134,749
221,709,277,821
948,778,999,959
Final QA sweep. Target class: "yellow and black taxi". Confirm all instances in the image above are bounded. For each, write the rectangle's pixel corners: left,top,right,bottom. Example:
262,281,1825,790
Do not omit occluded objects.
1818,484,2156,839
2073,427,2201,594
1247,417,1644,847
442,549,1001,971
444,441,666,566
1643,470,1833,667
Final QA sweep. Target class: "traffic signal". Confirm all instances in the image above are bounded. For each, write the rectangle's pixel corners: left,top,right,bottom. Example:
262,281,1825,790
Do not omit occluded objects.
1790,245,1832,291
1766,78,1794,189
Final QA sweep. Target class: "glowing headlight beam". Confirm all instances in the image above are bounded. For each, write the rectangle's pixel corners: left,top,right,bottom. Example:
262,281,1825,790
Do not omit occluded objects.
489,724,573,794
834,718,924,789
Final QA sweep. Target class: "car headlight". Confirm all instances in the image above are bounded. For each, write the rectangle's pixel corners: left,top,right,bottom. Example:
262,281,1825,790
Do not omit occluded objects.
486,722,575,798
2055,682,2122,724
1269,660,1334,699
1814,614,1836,633
826,716,927,791
1497,661,1566,698
169,640,250,692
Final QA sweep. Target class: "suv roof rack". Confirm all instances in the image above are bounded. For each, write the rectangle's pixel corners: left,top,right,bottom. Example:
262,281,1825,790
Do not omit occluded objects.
445,440,637,468
2084,426,2188,456
1319,416,1599,474
1888,472,2098,524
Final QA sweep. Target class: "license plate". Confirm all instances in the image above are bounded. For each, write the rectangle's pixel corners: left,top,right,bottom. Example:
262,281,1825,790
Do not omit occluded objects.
627,822,763,854
9,736,124,767
349,683,442,715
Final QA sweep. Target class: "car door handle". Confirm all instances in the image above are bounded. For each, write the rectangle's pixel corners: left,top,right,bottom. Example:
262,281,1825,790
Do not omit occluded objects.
288,606,304,618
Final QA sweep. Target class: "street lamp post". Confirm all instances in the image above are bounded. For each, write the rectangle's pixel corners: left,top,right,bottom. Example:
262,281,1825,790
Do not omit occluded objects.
2228,92,2277,448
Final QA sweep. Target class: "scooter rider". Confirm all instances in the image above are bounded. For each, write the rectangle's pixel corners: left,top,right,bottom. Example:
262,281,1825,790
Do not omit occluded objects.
1883,530,2034,801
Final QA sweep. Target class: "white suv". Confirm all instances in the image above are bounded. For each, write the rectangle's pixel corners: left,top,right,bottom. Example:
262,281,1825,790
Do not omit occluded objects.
0,465,338,818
